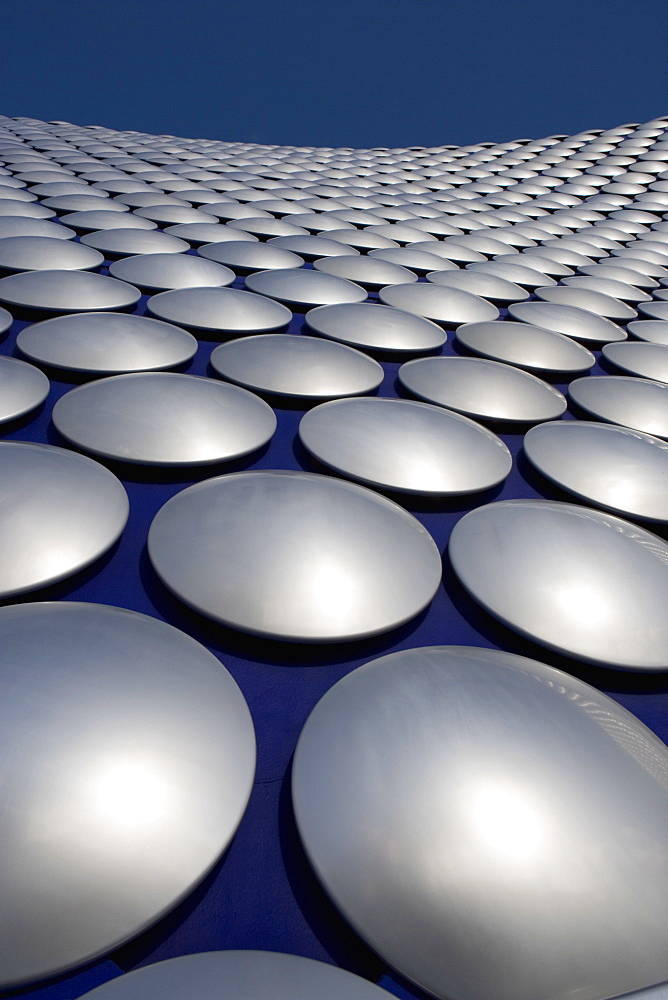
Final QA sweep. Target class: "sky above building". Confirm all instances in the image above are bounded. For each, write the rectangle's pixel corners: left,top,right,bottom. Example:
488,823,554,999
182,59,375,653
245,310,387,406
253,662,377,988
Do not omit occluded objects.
4,0,668,150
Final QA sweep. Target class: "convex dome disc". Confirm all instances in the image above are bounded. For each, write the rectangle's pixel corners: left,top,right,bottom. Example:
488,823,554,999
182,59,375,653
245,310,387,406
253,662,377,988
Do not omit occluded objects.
524,420,668,523
426,268,529,304
0,304,13,335
313,254,418,290
108,253,234,292
245,268,367,309
0,269,141,313
0,235,103,273
305,302,446,353
147,286,291,335
0,602,255,989
455,320,596,374
399,356,567,424
80,228,190,258
16,311,197,374
627,320,668,345
292,645,668,1000
299,397,511,495
508,301,627,344
0,441,128,597
533,284,637,321
210,334,383,399
0,355,49,422
77,950,393,1000
379,282,499,325
52,373,276,465
568,375,668,438
449,499,668,669
148,470,442,641
197,240,303,273
602,341,668,383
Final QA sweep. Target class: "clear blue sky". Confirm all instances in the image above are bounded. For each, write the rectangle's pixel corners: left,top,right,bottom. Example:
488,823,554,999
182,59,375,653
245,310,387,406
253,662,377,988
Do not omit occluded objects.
4,0,667,149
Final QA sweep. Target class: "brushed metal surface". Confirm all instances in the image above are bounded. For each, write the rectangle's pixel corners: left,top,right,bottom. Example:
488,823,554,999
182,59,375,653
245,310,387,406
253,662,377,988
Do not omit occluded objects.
449,499,668,668
0,236,103,272
455,320,595,374
379,282,499,326
305,302,446,353
0,441,128,597
245,268,367,308
524,420,668,522
602,341,668,383
108,253,234,292
147,286,292,334
508,300,627,344
148,470,441,641
292,644,668,1000
78,951,392,1000
0,354,49,421
16,312,197,374
210,333,383,399
399,356,567,423
568,375,668,438
299,397,511,495
0,269,141,313
0,602,255,988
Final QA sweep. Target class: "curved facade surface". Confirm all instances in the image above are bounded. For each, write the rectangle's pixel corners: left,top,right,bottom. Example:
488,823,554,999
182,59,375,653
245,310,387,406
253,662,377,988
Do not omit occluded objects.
0,113,667,1000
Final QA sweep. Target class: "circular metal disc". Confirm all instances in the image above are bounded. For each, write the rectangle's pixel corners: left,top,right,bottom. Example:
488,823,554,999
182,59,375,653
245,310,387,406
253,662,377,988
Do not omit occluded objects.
569,375,668,438
147,286,291,334
0,236,103,273
466,259,550,290
561,275,651,304
305,302,446,353
52,373,276,465
602,341,668,382
508,301,627,344
292,644,668,1000
524,420,668,523
267,235,360,260
639,301,668,321
0,354,49,421
299,397,511,495
312,254,417,290
455,320,595,374
0,217,76,240
197,241,303,273
0,304,13,335
16,312,197,374
425,268,529,303
533,284,637,321
628,320,668,345
77,950,392,1000
80,228,190,258
108,253,234,292
398,356,566,424
0,602,255,989
0,270,141,313
449,499,668,669
379,282,499,326
60,211,158,232
245,268,367,309
163,222,258,246
148,470,442,641
369,248,456,275
210,333,383,399
0,441,128,597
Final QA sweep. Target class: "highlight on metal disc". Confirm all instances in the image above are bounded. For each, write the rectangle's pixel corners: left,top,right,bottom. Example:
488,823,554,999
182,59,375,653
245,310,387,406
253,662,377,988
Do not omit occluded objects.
0,354,50,422
305,301,446,353
568,375,668,439
0,269,141,313
147,286,292,335
148,470,442,641
379,282,499,326
245,267,367,309
0,602,255,989
455,320,596,374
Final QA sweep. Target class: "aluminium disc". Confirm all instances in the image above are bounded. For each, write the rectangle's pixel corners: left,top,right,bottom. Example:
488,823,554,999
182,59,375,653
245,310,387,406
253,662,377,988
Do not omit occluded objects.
146,286,291,335
568,375,668,438
455,320,595,374
0,269,141,313
0,354,49,421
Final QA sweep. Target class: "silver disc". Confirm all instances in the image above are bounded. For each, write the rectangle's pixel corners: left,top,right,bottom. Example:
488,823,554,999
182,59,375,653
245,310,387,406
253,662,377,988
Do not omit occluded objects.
627,320,668,346
109,253,234,292
508,301,627,344
77,950,392,1000
426,267,529,303
16,311,197,374
568,375,668,438
0,269,141,313
52,373,276,465
313,254,418,290
147,286,291,334
0,441,129,597
0,602,255,989
449,499,668,669
292,645,668,1000
0,236,103,273
148,470,442,641
398,356,567,423
245,268,367,308
524,420,668,522
533,284,637,321
0,354,49,421
299,397,511,495
197,240,304,273
379,282,499,325
602,341,668,383
209,333,383,399
0,304,13,335
80,228,190,258
455,320,596,374
305,302,446,353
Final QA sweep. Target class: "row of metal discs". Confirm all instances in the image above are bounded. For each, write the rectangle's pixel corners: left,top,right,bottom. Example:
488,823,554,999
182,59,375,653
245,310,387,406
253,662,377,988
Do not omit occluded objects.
1,114,667,1000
